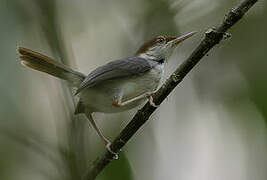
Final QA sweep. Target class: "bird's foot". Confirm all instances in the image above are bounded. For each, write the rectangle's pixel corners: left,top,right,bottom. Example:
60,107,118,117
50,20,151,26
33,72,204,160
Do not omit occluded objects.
105,141,119,160
145,92,159,107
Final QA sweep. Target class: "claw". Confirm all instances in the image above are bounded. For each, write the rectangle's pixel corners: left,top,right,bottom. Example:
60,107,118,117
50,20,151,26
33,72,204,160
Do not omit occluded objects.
105,141,119,160
146,93,159,107
148,96,159,107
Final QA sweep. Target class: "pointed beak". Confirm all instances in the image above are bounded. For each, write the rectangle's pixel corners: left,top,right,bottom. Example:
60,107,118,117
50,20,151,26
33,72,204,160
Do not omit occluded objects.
170,31,198,47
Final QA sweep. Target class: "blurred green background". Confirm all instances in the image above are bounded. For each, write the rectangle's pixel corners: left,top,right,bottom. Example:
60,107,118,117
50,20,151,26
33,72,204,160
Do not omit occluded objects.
0,0,266,180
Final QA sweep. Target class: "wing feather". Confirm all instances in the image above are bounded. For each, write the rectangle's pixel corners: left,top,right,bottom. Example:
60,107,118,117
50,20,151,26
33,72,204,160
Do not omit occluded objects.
75,57,156,95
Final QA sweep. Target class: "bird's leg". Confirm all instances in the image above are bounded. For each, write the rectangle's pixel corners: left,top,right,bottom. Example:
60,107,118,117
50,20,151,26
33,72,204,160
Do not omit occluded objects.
85,112,118,159
112,90,158,107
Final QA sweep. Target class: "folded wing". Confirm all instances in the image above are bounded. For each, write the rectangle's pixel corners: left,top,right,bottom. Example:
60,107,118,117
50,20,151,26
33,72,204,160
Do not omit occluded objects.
75,57,155,95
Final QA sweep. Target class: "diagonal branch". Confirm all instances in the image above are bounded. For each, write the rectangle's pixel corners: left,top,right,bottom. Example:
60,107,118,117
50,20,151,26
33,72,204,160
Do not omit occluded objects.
83,0,258,179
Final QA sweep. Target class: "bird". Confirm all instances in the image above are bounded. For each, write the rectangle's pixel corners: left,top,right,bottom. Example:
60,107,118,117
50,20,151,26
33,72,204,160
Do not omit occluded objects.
17,31,197,156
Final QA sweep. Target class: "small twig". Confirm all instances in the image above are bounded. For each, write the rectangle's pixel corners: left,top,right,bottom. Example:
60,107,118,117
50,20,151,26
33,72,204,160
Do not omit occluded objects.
83,0,258,179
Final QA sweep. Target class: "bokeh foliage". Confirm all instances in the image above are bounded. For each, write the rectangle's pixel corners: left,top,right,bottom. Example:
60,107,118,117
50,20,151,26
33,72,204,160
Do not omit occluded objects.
0,0,266,180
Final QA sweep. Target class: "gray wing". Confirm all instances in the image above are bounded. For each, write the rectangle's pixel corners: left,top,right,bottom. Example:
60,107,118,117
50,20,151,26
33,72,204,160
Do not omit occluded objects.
75,57,156,95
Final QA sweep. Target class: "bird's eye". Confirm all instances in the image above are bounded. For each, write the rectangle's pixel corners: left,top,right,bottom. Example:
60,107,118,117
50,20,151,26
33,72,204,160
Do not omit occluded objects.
157,37,165,44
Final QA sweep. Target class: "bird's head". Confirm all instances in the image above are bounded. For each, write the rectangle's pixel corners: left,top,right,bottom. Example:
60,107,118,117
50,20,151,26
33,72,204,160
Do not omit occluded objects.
136,31,197,62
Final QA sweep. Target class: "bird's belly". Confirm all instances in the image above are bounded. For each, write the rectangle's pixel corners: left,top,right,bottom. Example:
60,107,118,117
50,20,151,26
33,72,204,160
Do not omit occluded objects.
80,87,146,113
80,66,163,113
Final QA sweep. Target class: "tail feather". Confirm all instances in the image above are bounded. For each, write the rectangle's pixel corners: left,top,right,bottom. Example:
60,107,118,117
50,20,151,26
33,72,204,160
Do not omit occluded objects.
17,47,86,86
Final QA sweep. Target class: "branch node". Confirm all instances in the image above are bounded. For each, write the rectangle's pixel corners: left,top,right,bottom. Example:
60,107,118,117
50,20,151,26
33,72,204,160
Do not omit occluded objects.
223,32,232,40
171,73,181,83
205,28,223,45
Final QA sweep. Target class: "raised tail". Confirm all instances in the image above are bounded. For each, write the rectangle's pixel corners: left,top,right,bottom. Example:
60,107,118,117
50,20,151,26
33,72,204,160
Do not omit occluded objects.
17,47,86,87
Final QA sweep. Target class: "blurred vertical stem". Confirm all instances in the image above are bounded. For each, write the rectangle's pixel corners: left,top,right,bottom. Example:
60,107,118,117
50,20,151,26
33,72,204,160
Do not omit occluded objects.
15,0,88,179
33,0,88,179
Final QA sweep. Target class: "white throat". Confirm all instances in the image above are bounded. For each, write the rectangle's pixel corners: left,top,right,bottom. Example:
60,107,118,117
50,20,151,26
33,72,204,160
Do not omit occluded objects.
138,53,158,60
